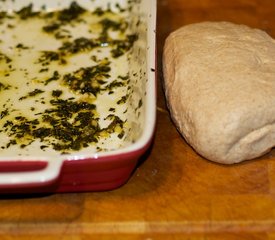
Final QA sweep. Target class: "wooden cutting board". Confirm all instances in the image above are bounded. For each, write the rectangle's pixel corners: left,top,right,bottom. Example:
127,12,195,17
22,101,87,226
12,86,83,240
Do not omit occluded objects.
0,0,275,239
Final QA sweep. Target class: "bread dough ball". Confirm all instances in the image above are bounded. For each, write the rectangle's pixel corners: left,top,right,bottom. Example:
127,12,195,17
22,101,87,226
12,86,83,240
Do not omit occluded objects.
163,21,275,164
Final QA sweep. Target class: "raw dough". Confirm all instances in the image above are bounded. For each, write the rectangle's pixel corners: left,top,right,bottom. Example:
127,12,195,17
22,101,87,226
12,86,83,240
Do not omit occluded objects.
163,21,275,164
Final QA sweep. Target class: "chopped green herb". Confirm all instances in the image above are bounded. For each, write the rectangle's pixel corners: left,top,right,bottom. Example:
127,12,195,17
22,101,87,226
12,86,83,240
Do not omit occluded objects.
0,52,12,64
45,71,60,85
42,23,60,33
19,89,44,100
63,60,111,95
37,51,60,66
52,90,62,98
117,95,128,104
16,43,29,49
93,7,105,16
16,4,38,20
57,2,85,22
0,109,8,119
0,82,11,91
59,37,99,54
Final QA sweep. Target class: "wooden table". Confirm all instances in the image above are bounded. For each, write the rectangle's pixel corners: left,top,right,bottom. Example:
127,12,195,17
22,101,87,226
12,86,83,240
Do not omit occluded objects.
2,0,275,239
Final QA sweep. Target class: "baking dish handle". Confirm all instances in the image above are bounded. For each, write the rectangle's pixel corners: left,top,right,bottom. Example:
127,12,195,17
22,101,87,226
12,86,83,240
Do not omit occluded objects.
0,160,63,185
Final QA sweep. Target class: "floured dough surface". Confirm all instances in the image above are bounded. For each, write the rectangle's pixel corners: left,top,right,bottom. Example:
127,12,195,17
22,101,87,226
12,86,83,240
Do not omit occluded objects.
163,21,275,164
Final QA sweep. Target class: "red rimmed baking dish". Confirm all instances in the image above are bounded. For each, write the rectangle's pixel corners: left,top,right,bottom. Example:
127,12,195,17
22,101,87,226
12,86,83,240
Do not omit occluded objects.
0,0,156,193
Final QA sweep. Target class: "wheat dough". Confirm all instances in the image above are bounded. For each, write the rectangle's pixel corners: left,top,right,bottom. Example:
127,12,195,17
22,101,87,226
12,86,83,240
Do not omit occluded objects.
163,21,275,164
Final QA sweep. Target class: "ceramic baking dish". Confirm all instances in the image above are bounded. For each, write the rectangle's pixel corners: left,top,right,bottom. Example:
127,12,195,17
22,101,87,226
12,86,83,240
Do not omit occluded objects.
0,0,156,193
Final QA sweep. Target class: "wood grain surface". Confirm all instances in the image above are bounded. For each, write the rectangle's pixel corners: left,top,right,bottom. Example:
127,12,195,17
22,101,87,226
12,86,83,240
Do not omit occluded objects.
1,0,275,239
